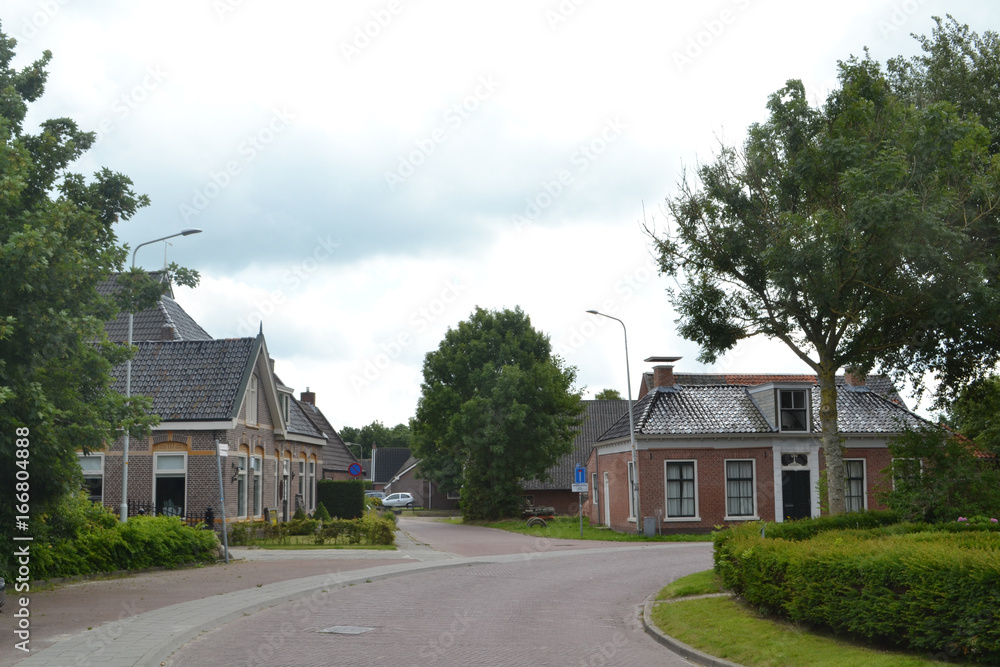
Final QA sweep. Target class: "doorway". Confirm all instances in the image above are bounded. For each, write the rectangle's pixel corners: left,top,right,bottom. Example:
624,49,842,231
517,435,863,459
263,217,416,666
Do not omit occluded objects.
781,469,811,521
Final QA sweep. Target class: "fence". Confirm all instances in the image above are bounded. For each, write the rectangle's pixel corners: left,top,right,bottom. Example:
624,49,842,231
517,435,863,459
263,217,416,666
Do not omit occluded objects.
124,499,214,529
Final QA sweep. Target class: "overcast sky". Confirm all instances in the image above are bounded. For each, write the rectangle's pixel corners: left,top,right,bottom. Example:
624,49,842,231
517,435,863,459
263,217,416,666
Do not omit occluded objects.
7,1,997,428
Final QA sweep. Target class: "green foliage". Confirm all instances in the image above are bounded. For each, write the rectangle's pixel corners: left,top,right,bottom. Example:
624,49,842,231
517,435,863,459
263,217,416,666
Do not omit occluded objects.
714,521,1000,661
230,513,396,547
8,492,219,581
946,374,1000,458
0,22,199,572
285,517,319,535
881,426,1000,522
292,505,307,521
316,479,365,519
650,27,1000,514
593,388,623,400
338,421,412,460
313,501,331,522
413,306,582,521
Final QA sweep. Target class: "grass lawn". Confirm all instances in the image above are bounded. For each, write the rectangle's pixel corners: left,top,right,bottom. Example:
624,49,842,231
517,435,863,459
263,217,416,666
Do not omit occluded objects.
457,516,713,542
651,571,949,666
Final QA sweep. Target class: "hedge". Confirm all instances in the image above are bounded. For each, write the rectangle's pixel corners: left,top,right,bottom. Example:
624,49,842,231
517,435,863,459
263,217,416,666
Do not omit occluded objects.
715,519,1000,662
316,479,365,519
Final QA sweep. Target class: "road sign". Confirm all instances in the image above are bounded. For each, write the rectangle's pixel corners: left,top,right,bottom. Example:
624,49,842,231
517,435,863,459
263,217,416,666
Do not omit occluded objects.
348,462,362,477
574,466,586,485
218,442,229,458
571,483,588,493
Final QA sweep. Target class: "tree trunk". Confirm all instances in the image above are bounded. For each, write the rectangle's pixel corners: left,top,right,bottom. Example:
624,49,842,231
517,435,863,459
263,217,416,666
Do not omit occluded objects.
817,360,846,515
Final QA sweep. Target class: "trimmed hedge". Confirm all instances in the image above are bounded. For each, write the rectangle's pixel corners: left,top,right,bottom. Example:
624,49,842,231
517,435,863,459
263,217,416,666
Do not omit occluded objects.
715,519,1000,662
317,479,365,519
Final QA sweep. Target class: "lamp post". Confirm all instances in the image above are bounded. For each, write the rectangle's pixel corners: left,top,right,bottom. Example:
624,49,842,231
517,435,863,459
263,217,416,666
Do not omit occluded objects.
120,228,202,522
586,310,641,533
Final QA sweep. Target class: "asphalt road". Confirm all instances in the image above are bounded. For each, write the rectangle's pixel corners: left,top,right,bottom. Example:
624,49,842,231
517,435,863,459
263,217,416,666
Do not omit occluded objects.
165,518,713,666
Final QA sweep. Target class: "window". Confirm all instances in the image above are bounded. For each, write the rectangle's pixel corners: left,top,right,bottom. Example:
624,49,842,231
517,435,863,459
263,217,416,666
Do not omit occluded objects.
591,472,598,505
297,460,305,501
247,376,258,425
282,459,290,505
845,459,866,512
252,456,263,517
665,461,697,519
281,395,290,423
779,390,808,431
236,455,247,518
307,461,316,511
725,460,756,518
627,460,636,520
78,453,104,502
274,456,280,508
154,453,186,517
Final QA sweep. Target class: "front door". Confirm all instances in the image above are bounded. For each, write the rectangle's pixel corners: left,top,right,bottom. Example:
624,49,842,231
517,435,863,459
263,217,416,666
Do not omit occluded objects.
781,469,811,521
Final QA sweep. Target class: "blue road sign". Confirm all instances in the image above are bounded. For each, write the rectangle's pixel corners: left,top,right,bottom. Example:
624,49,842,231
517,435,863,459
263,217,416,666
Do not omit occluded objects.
574,466,586,485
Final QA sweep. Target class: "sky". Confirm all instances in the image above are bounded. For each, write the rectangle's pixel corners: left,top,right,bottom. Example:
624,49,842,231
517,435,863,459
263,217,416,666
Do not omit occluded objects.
7,1,997,428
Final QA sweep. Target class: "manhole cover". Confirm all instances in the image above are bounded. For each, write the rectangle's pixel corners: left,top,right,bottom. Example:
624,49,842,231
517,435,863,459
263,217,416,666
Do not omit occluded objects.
319,626,375,635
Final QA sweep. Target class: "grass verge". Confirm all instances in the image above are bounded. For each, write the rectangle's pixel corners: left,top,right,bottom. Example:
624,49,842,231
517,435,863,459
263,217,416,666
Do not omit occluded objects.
465,516,713,542
651,571,949,666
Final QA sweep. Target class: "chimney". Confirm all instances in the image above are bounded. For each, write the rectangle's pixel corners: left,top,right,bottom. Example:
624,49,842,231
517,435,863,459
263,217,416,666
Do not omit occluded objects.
160,324,176,341
300,387,315,405
844,370,866,387
645,356,682,389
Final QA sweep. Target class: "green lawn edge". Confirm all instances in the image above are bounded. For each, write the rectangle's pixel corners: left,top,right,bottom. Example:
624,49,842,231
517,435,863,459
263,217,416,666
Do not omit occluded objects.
651,571,950,666
452,516,714,542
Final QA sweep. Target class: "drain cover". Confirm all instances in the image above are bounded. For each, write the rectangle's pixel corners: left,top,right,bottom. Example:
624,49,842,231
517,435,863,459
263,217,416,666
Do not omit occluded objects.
319,626,375,635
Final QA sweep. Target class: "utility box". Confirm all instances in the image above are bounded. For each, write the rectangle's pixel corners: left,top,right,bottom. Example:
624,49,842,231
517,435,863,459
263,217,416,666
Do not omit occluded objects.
642,516,657,537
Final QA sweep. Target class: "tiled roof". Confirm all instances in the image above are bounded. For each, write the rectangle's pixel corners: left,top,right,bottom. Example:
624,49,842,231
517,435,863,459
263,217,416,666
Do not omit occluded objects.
110,338,256,421
599,381,925,441
99,273,212,342
663,373,905,404
372,448,412,484
285,396,325,439
299,401,358,471
524,400,629,490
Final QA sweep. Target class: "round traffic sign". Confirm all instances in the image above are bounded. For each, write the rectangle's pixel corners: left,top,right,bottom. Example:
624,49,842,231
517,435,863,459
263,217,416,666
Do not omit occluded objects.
348,462,362,477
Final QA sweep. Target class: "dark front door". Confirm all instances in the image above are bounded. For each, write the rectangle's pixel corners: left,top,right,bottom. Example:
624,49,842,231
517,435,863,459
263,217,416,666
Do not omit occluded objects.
782,469,811,521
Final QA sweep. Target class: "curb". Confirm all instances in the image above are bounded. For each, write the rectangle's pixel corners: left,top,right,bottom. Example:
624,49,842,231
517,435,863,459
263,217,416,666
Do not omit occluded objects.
641,593,744,667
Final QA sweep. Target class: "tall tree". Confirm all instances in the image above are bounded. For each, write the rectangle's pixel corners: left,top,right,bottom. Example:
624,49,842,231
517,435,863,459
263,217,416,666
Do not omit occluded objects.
0,26,193,558
649,54,1000,514
338,420,412,459
412,306,582,520
594,388,623,401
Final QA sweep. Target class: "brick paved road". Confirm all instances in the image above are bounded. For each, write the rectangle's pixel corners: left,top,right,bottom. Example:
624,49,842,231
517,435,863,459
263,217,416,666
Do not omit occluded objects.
167,521,712,667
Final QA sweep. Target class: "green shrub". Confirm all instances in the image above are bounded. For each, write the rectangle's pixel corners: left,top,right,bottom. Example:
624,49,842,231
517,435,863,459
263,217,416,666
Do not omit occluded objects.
292,505,307,521
314,502,332,522
285,518,319,536
227,520,271,545
715,522,1000,661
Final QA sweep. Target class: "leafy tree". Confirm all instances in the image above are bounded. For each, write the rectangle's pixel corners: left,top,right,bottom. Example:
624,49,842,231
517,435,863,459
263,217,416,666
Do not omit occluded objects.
0,26,196,567
412,306,582,520
594,388,623,401
944,374,1000,458
882,426,1000,522
649,52,1000,514
338,420,412,459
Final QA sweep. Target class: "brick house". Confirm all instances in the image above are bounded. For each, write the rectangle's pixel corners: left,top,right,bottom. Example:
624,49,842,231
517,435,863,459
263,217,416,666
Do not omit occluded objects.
584,357,926,533
383,456,460,510
78,276,352,524
522,399,629,514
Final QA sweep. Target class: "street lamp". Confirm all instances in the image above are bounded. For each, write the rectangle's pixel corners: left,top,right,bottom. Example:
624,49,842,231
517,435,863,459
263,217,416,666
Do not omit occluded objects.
120,228,202,522
586,310,641,533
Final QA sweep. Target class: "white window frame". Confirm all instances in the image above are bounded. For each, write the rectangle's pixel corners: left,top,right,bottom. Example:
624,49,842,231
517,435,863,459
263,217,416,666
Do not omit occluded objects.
247,376,258,425
236,454,247,519
273,456,280,509
307,461,316,511
78,452,104,503
724,459,758,521
446,490,461,500
664,459,700,521
778,389,809,432
591,472,598,505
844,458,867,512
252,455,263,517
153,452,187,517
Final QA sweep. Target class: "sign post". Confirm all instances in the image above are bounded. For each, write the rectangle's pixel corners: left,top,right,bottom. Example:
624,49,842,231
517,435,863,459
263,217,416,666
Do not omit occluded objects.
215,440,230,564
572,465,587,538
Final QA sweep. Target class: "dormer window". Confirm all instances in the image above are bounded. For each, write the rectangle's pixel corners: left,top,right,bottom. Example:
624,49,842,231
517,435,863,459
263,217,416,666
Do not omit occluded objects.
779,389,808,431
